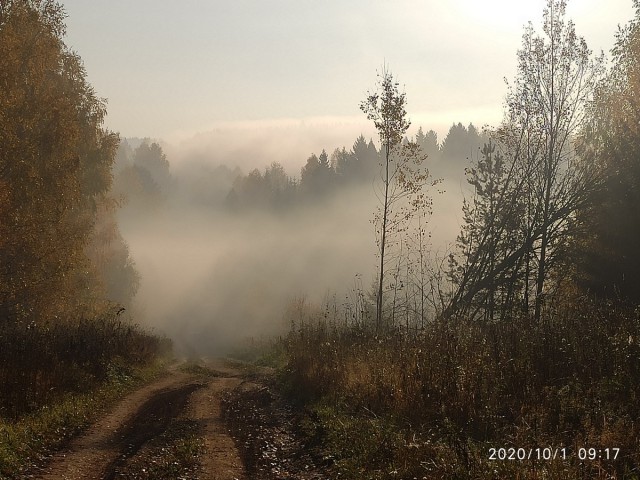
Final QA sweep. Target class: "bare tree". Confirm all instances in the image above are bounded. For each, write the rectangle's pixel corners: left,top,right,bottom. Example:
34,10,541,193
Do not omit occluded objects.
361,68,435,329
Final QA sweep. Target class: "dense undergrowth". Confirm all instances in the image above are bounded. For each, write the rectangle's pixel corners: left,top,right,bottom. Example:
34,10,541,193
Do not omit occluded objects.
0,315,171,478
0,315,169,418
281,297,640,479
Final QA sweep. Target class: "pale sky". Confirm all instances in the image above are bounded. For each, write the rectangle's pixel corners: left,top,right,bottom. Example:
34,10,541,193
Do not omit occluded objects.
60,0,635,156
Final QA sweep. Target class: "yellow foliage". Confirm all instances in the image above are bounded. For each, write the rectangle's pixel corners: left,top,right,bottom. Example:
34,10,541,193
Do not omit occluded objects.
0,1,118,323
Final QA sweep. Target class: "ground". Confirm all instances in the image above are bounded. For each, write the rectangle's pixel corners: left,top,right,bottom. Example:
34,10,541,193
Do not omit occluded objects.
31,360,246,480
27,359,329,480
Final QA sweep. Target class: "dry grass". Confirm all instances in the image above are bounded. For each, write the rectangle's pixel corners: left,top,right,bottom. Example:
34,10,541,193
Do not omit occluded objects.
282,296,640,478
0,315,169,419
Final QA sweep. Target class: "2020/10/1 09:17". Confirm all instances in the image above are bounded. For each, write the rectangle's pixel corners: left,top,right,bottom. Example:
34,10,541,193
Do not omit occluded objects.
578,448,620,461
488,447,567,460
488,447,621,461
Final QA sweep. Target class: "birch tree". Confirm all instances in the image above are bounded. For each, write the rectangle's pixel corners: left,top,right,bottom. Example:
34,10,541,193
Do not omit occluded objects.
445,0,604,321
361,68,436,329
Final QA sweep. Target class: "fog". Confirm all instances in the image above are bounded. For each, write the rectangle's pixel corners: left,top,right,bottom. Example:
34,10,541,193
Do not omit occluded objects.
165,117,457,173
116,130,474,356
166,118,374,173
119,180,378,355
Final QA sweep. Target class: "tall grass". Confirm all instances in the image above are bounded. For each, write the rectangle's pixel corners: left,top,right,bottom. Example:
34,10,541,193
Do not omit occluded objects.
0,314,169,418
282,296,640,478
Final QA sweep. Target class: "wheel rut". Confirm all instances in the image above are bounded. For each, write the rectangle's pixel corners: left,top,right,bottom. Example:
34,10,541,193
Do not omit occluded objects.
34,360,246,480
101,382,203,479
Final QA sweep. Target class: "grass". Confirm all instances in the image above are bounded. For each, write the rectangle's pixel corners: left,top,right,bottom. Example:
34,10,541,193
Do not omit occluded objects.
0,356,170,479
227,335,289,368
280,296,640,479
178,362,220,377
298,401,601,479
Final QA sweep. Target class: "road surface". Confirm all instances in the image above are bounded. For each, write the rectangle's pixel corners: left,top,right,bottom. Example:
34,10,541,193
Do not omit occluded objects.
35,360,246,480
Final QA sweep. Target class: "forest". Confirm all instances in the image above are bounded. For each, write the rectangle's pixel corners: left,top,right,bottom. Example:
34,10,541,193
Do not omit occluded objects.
0,1,170,476
2,0,640,478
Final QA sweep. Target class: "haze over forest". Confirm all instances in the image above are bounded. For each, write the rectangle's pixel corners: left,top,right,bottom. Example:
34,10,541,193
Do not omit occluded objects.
113,125,481,353
50,0,634,354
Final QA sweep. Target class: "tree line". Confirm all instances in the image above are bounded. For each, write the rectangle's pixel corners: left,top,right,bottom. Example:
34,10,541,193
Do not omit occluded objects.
111,121,485,214
0,0,162,421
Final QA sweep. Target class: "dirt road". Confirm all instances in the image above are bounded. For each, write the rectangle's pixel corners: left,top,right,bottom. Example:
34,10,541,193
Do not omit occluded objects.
35,360,247,480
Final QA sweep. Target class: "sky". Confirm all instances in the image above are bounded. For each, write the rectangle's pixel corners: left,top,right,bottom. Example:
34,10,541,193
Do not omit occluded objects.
60,0,635,163
53,0,638,350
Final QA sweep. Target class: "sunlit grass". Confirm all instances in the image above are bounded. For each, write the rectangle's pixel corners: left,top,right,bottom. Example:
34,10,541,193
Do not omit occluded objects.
281,297,640,479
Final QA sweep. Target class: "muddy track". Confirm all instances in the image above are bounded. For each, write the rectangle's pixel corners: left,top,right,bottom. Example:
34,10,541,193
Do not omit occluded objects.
222,378,330,479
34,361,246,480
101,383,202,479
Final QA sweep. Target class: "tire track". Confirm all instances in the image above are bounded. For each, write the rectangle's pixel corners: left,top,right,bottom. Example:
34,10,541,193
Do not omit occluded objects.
35,360,247,480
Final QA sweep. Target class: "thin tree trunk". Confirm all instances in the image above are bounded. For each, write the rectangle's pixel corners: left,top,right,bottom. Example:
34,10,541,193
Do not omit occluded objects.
535,3,555,324
376,142,391,330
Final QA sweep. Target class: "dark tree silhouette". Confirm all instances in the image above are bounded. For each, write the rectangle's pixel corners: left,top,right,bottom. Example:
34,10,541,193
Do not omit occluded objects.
577,4,640,303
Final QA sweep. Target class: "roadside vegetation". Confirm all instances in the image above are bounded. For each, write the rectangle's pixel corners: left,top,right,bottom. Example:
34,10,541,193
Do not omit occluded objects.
278,1,640,478
0,1,169,477
282,297,640,478
0,353,170,478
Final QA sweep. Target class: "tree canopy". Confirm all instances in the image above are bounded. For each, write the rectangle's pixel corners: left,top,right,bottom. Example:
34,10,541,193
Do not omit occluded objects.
0,0,134,323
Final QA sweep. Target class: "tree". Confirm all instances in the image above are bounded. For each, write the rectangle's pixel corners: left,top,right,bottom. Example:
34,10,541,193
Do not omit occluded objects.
444,0,604,322
236,168,266,206
113,139,133,173
448,142,524,321
0,0,118,323
440,122,485,178
263,161,296,208
415,127,440,163
132,141,172,191
508,0,604,321
226,162,296,209
348,134,379,181
576,2,640,302
361,68,435,329
332,146,354,181
301,149,335,196
300,153,319,194
113,164,163,210
85,198,140,309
